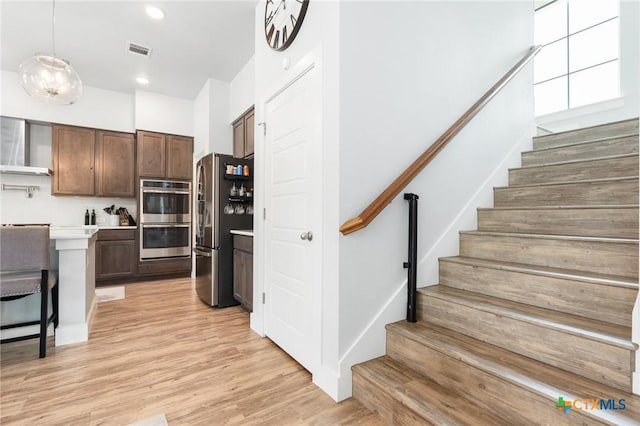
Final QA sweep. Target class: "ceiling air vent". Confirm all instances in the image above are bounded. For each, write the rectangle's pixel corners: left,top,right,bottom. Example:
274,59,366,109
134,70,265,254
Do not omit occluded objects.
126,41,152,58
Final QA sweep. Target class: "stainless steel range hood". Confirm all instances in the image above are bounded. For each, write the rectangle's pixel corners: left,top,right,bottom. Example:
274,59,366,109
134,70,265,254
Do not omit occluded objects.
0,116,52,176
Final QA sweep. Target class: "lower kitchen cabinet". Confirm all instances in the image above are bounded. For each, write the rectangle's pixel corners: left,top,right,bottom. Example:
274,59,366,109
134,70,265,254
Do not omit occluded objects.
95,229,137,282
137,257,192,277
233,235,253,312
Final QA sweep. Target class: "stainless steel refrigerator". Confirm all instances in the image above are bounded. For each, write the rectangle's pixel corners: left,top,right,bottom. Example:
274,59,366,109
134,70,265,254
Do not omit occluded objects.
194,153,253,307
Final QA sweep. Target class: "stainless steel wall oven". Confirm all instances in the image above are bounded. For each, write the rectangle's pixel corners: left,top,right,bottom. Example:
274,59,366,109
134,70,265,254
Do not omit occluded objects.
140,179,191,260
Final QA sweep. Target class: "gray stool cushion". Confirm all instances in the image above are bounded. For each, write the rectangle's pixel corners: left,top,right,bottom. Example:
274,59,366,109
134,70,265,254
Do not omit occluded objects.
0,271,58,298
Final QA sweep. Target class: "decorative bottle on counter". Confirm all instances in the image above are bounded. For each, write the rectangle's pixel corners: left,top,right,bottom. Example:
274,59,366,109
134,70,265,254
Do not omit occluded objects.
84,209,90,225
90,209,96,225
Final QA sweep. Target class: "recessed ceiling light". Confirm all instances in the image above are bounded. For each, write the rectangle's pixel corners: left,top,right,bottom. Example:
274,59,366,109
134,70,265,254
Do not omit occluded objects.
136,76,150,85
145,5,165,20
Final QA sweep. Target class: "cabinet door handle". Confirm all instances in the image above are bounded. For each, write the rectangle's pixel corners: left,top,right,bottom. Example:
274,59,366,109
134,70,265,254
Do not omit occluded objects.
300,231,313,241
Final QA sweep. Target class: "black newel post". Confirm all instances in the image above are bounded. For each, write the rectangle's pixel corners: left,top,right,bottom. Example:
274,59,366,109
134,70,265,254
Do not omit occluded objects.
403,193,419,323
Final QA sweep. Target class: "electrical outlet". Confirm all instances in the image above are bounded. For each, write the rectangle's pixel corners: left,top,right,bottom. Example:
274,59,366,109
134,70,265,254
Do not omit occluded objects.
96,217,106,223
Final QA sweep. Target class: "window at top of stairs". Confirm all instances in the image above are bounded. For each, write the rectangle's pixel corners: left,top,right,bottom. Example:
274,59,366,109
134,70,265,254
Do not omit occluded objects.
534,0,620,116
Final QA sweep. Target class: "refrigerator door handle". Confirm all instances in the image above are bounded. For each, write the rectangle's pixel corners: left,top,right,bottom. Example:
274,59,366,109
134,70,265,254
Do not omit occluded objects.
194,248,212,257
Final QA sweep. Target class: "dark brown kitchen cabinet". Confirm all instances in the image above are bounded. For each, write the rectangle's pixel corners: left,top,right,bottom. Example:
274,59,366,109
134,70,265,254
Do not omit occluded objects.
167,135,193,179
96,131,136,197
52,125,95,196
52,124,136,197
232,107,255,159
233,235,253,312
137,130,193,179
95,229,137,282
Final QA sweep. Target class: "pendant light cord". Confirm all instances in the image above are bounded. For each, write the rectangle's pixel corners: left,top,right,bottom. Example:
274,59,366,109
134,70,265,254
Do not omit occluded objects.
52,0,56,56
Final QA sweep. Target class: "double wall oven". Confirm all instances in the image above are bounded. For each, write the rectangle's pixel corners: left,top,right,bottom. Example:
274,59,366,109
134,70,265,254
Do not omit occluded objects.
139,179,191,260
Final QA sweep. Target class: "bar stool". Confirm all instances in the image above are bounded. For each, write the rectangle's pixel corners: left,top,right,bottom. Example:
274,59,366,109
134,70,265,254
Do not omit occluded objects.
0,225,58,358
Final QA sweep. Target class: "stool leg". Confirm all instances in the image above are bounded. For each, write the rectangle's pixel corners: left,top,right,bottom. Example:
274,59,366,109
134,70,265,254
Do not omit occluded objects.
52,281,59,328
39,270,49,358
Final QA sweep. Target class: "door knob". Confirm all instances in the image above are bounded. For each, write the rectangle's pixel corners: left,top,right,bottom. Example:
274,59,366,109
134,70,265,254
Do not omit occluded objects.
300,231,313,241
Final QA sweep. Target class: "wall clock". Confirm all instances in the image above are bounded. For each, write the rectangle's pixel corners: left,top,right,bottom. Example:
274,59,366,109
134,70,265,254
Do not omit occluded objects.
264,0,309,51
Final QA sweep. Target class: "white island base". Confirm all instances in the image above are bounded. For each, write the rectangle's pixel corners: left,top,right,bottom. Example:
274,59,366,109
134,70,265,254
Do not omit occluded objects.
50,227,97,346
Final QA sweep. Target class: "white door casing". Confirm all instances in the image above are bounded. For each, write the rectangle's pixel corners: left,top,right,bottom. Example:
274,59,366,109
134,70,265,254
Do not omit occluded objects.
263,60,322,374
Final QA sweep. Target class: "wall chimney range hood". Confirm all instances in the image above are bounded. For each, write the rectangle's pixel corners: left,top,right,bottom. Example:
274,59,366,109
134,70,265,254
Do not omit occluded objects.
0,116,52,176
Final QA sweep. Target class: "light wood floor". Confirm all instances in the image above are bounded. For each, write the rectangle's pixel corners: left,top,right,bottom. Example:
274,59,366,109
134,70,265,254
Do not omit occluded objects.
1,278,382,425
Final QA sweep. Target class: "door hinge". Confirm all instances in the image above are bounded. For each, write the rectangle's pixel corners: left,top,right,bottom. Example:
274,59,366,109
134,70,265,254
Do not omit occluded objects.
263,208,266,220
262,292,266,304
258,122,267,136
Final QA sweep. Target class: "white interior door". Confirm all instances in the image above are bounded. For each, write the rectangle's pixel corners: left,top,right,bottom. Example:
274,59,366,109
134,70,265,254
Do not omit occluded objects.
264,63,322,373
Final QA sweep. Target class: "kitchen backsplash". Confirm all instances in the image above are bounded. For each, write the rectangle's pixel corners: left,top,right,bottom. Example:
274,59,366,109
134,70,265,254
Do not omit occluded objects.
0,172,136,226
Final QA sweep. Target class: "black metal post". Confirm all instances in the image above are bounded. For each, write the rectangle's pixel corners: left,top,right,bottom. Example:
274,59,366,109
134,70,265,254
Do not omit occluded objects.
403,193,419,323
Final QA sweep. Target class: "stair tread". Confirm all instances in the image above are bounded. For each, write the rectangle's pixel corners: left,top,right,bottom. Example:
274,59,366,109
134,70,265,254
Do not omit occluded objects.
440,256,639,289
460,230,639,244
387,321,640,424
418,285,634,347
526,132,639,154
512,153,638,170
496,175,639,189
533,118,638,141
478,205,638,211
353,355,512,425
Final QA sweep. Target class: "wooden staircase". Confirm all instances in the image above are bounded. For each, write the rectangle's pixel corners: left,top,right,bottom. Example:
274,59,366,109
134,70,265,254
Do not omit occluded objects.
352,118,640,425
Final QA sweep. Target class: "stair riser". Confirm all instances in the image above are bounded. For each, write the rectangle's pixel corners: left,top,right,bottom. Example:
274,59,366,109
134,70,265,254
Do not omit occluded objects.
386,331,607,425
510,156,638,185
352,373,399,424
494,179,639,208
523,136,639,167
534,120,638,150
459,233,639,278
477,207,639,239
417,295,633,391
439,259,635,327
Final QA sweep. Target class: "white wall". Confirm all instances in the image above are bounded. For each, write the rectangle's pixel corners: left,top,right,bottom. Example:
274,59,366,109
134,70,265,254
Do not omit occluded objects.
336,1,535,400
135,90,194,136
1,70,134,132
194,80,212,160
208,78,233,155
229,56,255,121
536,0,639,131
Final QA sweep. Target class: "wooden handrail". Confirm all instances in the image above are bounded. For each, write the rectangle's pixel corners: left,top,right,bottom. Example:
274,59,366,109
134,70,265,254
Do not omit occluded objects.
340,45,542,235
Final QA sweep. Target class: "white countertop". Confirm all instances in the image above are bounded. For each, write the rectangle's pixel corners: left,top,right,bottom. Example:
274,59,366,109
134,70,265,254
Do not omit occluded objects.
50,226,99,240
230,229,254,237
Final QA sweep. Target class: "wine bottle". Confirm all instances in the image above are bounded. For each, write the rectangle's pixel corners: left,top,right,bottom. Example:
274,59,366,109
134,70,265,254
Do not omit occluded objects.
84,209,90,225
90,209,96,225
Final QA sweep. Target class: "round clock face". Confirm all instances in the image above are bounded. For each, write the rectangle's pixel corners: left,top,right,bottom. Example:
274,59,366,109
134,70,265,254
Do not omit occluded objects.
264,0,309,51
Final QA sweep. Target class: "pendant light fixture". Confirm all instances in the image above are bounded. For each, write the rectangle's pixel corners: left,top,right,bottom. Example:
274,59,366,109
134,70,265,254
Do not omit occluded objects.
19,0,82,105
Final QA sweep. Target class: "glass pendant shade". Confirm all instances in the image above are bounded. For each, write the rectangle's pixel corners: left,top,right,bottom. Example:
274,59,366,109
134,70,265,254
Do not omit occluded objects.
19,54,83,105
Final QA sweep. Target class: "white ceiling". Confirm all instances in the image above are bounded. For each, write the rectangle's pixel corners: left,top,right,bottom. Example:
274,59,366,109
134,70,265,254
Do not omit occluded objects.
1,1,257,100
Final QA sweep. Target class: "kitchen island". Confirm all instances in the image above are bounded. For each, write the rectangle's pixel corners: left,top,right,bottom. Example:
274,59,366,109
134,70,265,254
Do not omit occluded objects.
50,226,98,346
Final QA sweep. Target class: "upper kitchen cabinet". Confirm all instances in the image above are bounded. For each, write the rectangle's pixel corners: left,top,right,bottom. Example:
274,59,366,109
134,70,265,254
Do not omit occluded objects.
137,130,193,180
232,107,254,159
52,124,136,197
96,131,136,197
167,135,194,180
52,125,95,196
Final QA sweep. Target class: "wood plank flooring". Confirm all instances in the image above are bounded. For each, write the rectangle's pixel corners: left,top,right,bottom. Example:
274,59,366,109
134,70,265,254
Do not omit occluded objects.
1,278,381,425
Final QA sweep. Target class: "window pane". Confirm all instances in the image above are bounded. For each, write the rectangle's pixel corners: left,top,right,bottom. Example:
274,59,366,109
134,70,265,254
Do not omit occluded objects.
535,39,567,83
535,0,567,45
569,18,619,72
569,61,619,108
569,0,618,34
535,76,568,116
